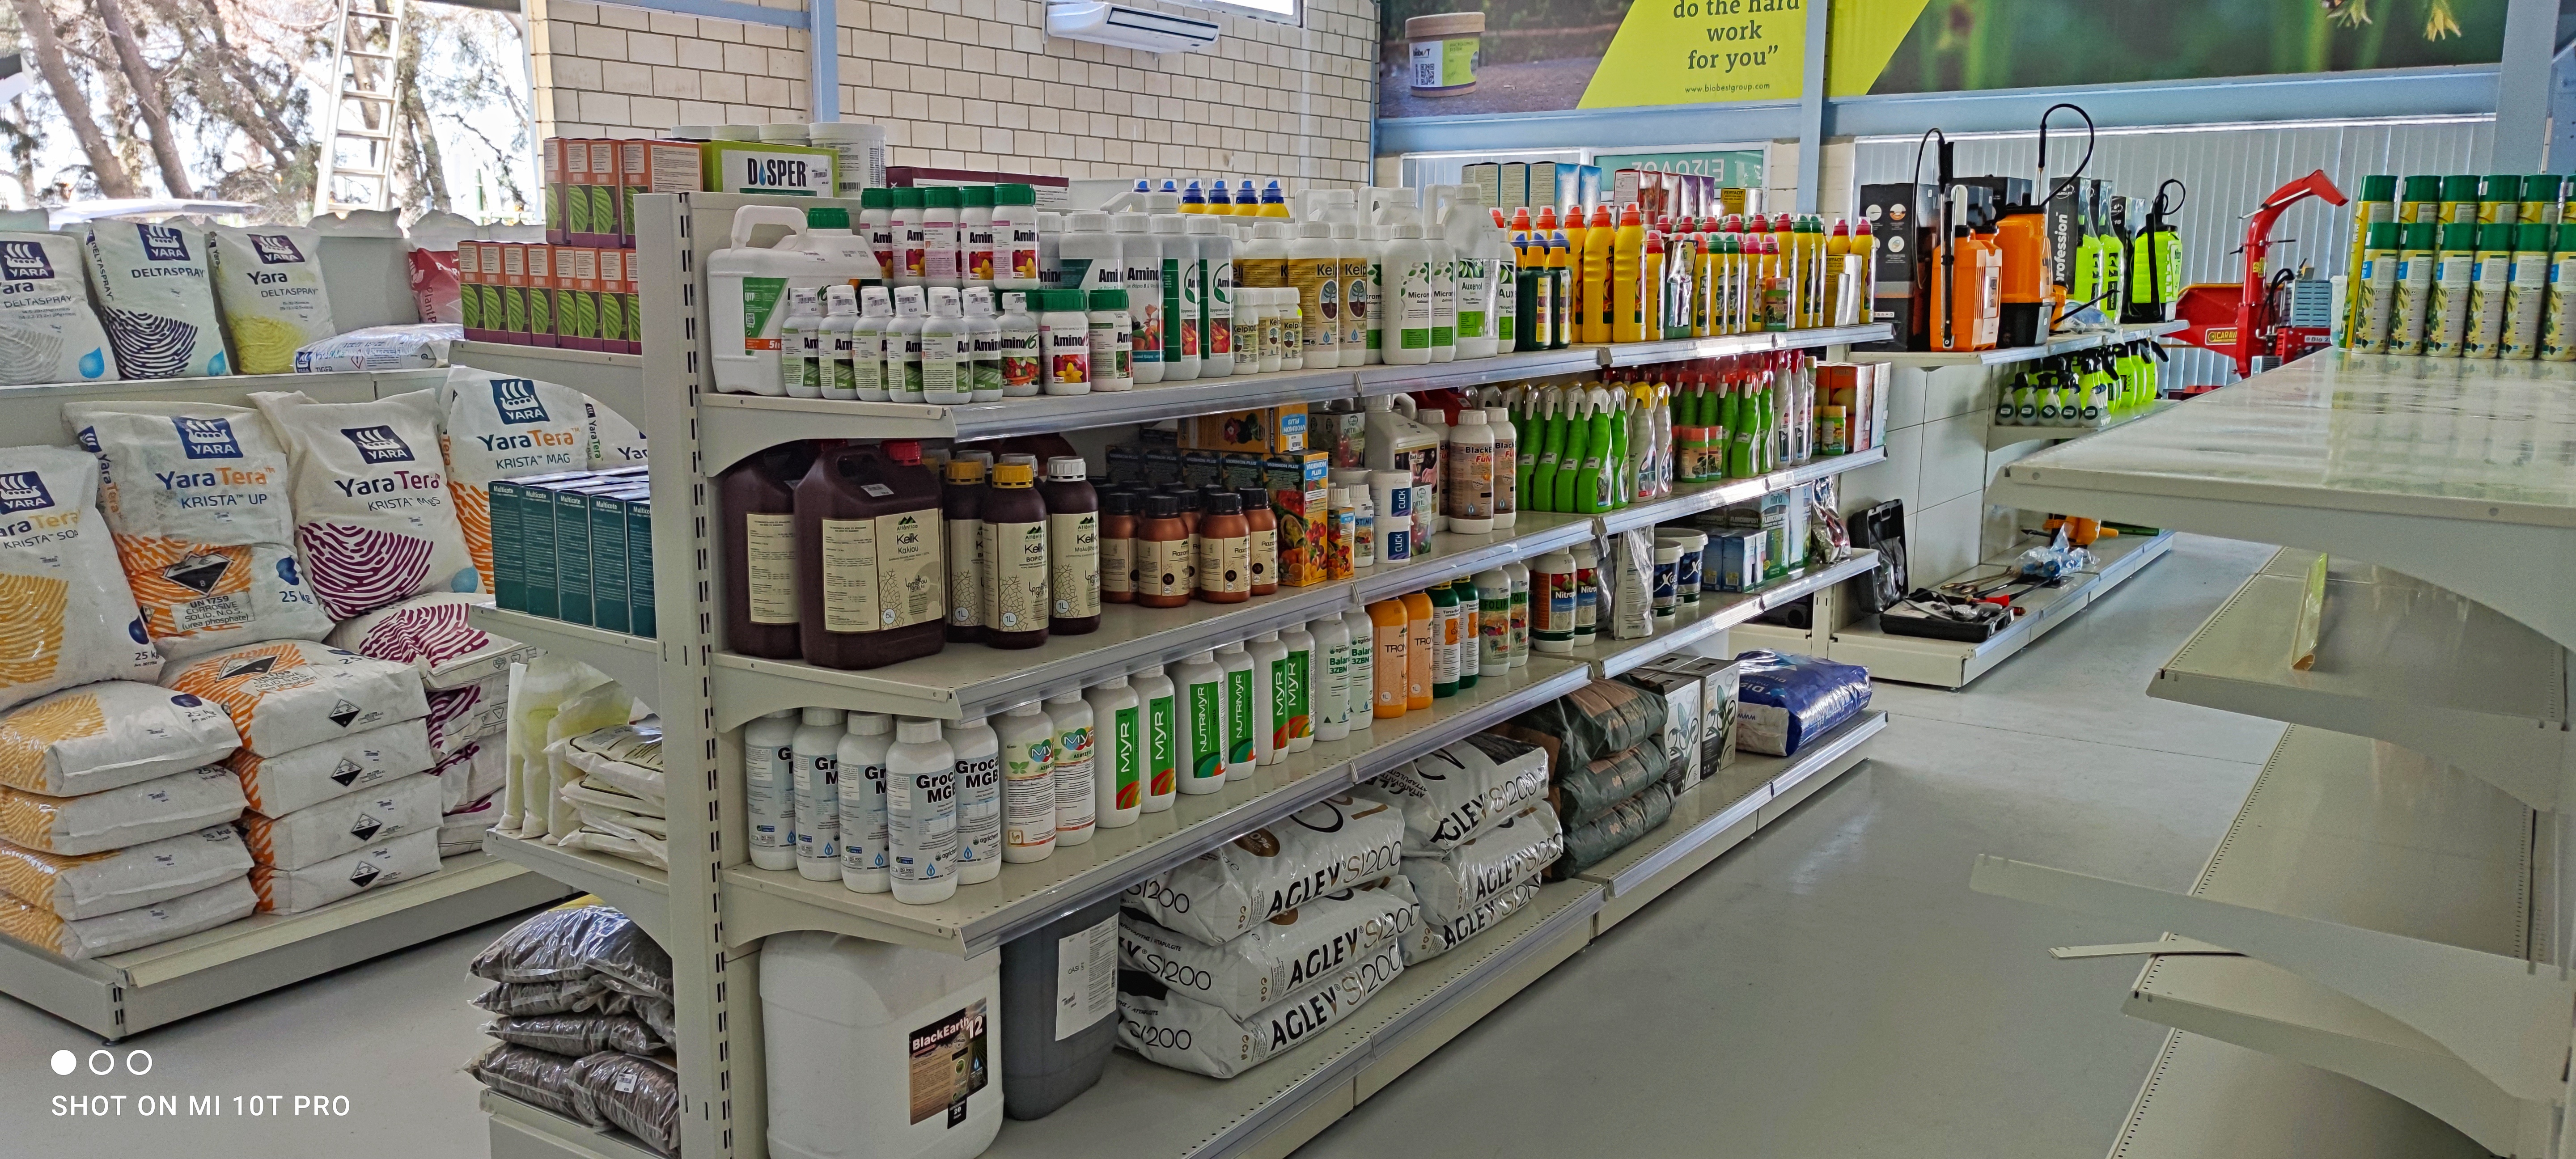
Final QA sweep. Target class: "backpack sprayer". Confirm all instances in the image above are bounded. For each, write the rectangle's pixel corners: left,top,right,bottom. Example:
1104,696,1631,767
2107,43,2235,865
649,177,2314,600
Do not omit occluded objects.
1998,103,2093,346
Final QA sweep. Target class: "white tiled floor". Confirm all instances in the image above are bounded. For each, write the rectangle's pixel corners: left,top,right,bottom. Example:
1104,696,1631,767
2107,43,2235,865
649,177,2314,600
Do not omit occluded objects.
0,533,2284,1159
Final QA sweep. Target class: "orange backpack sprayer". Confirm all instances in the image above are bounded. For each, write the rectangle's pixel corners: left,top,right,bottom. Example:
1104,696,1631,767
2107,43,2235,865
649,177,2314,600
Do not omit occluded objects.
1996,103,2093,347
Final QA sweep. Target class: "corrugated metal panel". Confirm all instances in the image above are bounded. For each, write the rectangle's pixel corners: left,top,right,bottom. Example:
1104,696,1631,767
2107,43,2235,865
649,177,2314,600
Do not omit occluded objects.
1853,118,2495,386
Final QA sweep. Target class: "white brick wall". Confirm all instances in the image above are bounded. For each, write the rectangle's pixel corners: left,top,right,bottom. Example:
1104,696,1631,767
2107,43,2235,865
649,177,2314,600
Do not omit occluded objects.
530,0,1376,187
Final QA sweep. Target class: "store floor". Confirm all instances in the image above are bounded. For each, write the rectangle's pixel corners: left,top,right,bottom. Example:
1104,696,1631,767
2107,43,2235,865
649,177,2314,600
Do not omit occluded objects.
0,533,2281,1159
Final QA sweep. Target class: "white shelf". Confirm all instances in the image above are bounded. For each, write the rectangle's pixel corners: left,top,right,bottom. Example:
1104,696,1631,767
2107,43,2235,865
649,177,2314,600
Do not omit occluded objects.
1599,446,1889,535
482,831,672,946
2105,1028,2496,1159
1351,511,1597,604
1827,529,2175,688
1592,322,1891,368
2150,550,2570,810
467,606,665,703
979,880,1601,1159
719,660,1593,956
1593,550,1880,679
0,854,571,1039
483,1089,670,1159
449,341,648,422
1872,319,2188,367
1985,351,2576,651
1985,398,2177,451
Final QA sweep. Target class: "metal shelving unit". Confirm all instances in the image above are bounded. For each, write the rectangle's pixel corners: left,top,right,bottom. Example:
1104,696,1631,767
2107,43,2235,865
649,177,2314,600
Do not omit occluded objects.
1591,551,1881,680
1870,319,2189,368
1824,528,2175,689
470,607,667,702
1985,398,2176,451
482,832,673,946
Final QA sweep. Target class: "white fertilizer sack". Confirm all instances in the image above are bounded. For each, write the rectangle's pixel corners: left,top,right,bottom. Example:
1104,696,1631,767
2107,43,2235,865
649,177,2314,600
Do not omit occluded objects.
430,741,505,815
64,401,331,658
1124,792,1404,947
162,639,429,757
426,674,509,757
1402,878,1541,964
294,322,457,373
439,791,499,857
0,444,165,711
228,717,432,817
208,226,337,375
78,221,228,379
440,367,591,591
0,875,254,959
0,825,251,919
557,718,661,807
1396,798,1563,921
250,389,476,619
1366,732,1550,853
250,828,438,913
327,592,535,690
1120,874,1419,1019
0,681,239,797
0,766,246,855
241,768,438,870
0,233,113,385
1117,938,1403,1078
585,397,648,470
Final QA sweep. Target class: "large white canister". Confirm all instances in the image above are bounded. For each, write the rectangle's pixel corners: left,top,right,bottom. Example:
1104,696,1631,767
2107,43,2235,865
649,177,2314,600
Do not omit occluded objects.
762,932,1003,1159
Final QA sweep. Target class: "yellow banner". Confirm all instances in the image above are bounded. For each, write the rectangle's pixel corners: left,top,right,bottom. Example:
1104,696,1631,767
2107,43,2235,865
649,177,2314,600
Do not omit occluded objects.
1578,0,1809,108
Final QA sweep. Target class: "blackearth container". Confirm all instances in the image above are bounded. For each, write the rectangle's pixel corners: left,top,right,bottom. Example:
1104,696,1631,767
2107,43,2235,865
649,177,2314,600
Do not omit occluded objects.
997,893,1121,1119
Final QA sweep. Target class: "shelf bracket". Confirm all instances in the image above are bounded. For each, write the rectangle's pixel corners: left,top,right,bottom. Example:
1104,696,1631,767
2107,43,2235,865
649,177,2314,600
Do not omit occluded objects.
1970,854,2576,1103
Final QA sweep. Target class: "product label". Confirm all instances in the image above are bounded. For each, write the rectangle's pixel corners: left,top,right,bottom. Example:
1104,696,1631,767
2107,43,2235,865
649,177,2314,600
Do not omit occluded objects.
1323,643,1349,726
738,276,787,353
1054,915,1119,1041
1001,327,1041,391
793,749,839,861
1161,259,1188,360
1008,220,1039,282
877,511,942,628
908,1000,987,1127
1055,722,1095,833
1187,678,1223,783
1250,527,1275,589
1045,322,1090,386
1211,258,1235,357
1004,727,1054,852
1374,624,1407,710
922,220,961,283
990,519,1049,632
747,741,792,854
841,753,888,875
1341,256,1368,350
1050,511,1099,619
966,225,996,282
1087,319,1126,383
1100,530,1132,596
1142,536,1191,598
1182,258,1208,360
1284,648,1309,741
947,516,981,628
888,764,956,883
2545,257,2576,359
1201,533,1251,595
955,747,999,868
902,222,928,282
1433,605,1462,685
1224,668,1254,764
922,331,970,398
2504,252,2550,358
1112,705,1141,810
971,332,1002,397
1147,693,1176,797
1448,442,1494,520
819,517,882,633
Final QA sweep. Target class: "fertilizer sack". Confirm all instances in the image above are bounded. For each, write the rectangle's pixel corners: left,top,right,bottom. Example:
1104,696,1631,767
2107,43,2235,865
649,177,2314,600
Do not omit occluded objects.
0,766,246,855
557,718,662,807
1558,782,1675,876
228,717,432,817
0,875,253,959
470,1042,603,1126
0,825,250,920
64,401,331,658
78,221,228,379
0,233,113,385
431,740,505,815
294,322,457,373
241,769,438,870
1496,678,1665,779
0,444,165,711
1116,938,1403,1079
163,639,429,757
251,389,475,619
585,397,648,470
1403,878,1540,964
1551,744,1668,829
439,788,499,857
1396,798,1562,920
470,903,674,998
440,367,591,590
482,1013,664,1057
1733,650,1871,758
328,592,535,690
1123,792,1404,947
1366,732,1549,853
570,1050,682,1157
426,674,508,756
208,226,337,375
1120,874,1419,1020
249,828,438,913
0,680,239,797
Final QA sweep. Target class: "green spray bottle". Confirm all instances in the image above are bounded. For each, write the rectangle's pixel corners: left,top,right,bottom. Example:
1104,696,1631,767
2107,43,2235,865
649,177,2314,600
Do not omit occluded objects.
1717,378,1747,478
1575,384,1617,513
1755,373,1779,473
1604,386,1631,508
1554,387,1591,512
1531,388,1568,512
1511,387,1541,505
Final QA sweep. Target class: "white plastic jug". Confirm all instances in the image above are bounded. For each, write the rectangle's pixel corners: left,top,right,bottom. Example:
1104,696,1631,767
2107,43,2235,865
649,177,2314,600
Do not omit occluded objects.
1364,394,1441,555
709,205,830,395
763,931,1003,1159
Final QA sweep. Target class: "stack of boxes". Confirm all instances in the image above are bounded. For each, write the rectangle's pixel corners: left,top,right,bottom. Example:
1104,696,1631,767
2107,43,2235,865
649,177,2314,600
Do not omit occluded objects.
463,139,709,351
488,466,657,638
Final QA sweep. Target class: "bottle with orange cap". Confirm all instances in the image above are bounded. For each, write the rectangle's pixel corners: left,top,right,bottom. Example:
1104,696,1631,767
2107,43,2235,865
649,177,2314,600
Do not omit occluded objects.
1611,204,1648,343
1546,211,1575,347
1578,204,1617,344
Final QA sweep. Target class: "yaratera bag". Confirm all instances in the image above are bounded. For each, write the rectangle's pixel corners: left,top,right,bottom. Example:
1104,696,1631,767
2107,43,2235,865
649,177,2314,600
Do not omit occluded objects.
0,681,240,797
1123,793,1404,947
0,233,113,385
440,367,590,590
0,825,251,919
328,592,535,690
251,390,476,618
1119,874,1418,1019
0,444,165,711
585,397,648,470
64,402,330,659
79,221,229,379
208,226,337,375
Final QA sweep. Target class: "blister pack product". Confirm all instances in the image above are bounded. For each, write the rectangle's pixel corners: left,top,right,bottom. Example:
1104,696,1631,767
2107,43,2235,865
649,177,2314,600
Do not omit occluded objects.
78,221,229,379
570,1050,681,1156
1557,781,1674,875
240,771,438,870
249,828,439,912
469,1042,601,1125
0,233,113,386
482,1013,665,1057
163,639,429,756
0,766,245,855
1115,938,1403,1078
227,717,432,817
1124,793,1404,947
427,674,509,756
439,367,592,590
1402,878,1539,964
1398,799,1562,920
250,389,475,618
0,444,165,711
0,874,254,959
1550,744,1668,828
1119,874,1419,1019
0,681,239,796
0,824,250,919
1732,649,1871,757
1365,732,1548,853
327,592,535,690
207,226,337,375
65,401,331,658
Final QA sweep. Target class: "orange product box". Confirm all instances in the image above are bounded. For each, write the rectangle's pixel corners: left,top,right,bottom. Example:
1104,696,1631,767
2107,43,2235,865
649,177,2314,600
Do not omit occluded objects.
559,141,593,245
542,139,568,246
499,243,530,344
621,140,703,250
455,240,487,342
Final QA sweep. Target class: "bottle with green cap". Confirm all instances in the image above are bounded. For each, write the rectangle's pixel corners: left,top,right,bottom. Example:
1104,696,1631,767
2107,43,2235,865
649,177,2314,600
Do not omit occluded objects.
2543,223,2576,362
2440,175,2480,228
2503,222,2551,360
2400,174,2442,226
859,188,897,282
2464,222,2516,358
2521,175,2563,229
2344,176,2395,347
889,186,927,287
2392,222,2440,355
2356,222,2402,353
2479,174,2521,227
2422,222,2477,356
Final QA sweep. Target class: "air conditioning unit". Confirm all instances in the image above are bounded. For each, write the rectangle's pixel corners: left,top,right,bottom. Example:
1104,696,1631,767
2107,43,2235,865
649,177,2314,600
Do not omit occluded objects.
1046,1,1220,53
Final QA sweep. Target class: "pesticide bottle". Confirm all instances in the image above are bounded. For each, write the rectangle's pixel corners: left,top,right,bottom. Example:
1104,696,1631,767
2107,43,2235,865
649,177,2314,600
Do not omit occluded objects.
745,709,799,871
1486,396,1518,528
1367,599,1409,718
710,206,828,395
960,185,996,287
2465,223,2515,359
1291,221,1343,368
921,286,973,404
847,286,893,402
887,187,926,286
963,287,1004,402
2355,222,2400,353
1309,614,1351,743
1355,224,1387,365
1428,582,1462,698
1427,224,1459,364
1118,215,1166,383
1074,677,1136,829
1246,631,1286,766
1215,642,1258,779
921,187,964,288
2392,223,2438,355
2504,222,2551,360
860,188,897,284
1130,664,1179,812
1551,389,1589,512
1059,211,1119,294
888,285,929,402
2425,222,2476,357
994,183,1042,290
997,290,1042,396
996,700,1055,862
1447,407,1496,533
837,712,894,893
1383,219,1435,364
792,707,845,881
1187,216,1236,374
886,718,958,905
1154,215,1200,380
1611,205,1648,343
946,715,1001,884
771,286,817,398
1338,607,1377,729
1338,219,1374,364
1046,691,1096,846
1449,206,1503,358
1173,650,1228,795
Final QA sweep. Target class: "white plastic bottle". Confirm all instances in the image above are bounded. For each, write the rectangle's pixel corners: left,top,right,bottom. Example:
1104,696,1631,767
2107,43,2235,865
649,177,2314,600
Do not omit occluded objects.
1428,228,1459,364
1130,664,1179,813
780,288,825,398
963,287,1004,402
1447,407,1496,534
1173,650,1228,795
745,709,799,871
1504,559,1532,666
1339,608,1377,731
1278,621,1315,753
1382,219,1434,365
1187,216,1236,376
1474,567,1512,679
888,285,928,403
920,187,963,288
1448,203,1504,360
1360,224,1388,364
1035,211,1063,288
1060,211,1120,295
1487,397,1517,528
1245,632,1285,767
791,708,845,881
1087,289,1133,393
820,284,860,401
1334,218,1369,362
708,205,825,395
996,700,1056,863
998,291,1042,398
1571,540,1601,648
837,712,894,893
859,188,897,286
992,183,1041,291
1310,614,1351,743
1047,691,1097,846
944,715,1001,885
1290,220,1342,368
1040,291,1093,396
921,286,973,405
1118,214,1166,384
852,286,893,402
960,185,996,288
886,718,958,905
1085,676,1143,829
1154,215,1200,381
888,188,923,288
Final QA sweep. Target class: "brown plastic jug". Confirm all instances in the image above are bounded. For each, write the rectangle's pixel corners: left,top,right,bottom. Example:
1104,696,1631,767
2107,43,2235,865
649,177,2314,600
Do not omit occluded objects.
792,440,946,669
721,441,817,659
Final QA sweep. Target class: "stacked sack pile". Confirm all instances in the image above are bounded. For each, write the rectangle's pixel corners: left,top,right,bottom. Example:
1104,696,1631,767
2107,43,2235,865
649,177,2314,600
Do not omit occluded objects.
489,654,652,869
468,904,682,1155
1497,679,1675,877
1368,732,1562,962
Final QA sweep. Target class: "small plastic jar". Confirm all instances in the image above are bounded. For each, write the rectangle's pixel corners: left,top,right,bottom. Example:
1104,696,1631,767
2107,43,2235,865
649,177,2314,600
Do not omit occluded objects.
1661,530,1707,604
1652,543,1681,617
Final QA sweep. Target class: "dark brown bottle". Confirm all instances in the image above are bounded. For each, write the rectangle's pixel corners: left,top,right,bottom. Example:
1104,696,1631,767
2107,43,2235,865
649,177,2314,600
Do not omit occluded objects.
1134,495,1191,609
1043,457,1100,636
1170,486,1202,596
792,440,946,669
983,454,1051,649
1236,485,1278,596
1100,490,1138,605
1198,490,1250,604
720,441,816,659
944,457,987,643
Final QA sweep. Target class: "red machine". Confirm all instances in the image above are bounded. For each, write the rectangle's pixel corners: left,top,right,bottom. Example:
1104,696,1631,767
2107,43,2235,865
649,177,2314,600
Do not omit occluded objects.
2173,169,2345,379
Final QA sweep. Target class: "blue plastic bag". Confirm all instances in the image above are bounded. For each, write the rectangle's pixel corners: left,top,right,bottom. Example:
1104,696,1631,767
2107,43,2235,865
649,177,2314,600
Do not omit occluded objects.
1731,650,1871,757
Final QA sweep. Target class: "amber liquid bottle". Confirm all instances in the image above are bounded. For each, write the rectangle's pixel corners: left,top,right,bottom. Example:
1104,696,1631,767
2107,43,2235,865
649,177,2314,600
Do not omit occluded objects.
1042,457,1100,635
792,440,946,669
1235,485,1278,596
1099,490,1138,605
721,441,817,660
983,454,1051,648
1197,490,1251,604
943,457,987,643
1133,493,1191,609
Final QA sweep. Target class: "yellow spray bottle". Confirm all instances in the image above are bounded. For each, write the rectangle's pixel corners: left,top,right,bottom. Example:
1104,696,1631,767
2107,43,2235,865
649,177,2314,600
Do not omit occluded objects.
1579,205,1616,344
1611,204,1648,343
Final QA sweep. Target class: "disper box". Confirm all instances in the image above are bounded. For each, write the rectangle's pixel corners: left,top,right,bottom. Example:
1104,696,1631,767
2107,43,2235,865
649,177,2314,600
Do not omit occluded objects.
699,140,837,198
1184,405,1308,455
1711,529,1768,593
1616,666,1702,791
1648,656,1741,773
1266,452,1331,587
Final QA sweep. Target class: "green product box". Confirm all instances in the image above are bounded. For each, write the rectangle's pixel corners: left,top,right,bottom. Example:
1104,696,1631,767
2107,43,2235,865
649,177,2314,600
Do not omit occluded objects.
1142,446,1184,486
513,470,600,619
625,493,656,639
1218,453,1266,491
488,478,527,611
1179,449,1224,488
554,486,602,625
588,491,634,634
